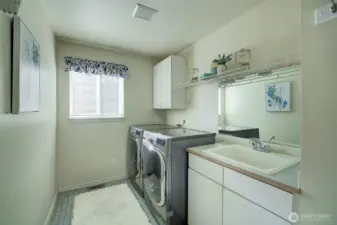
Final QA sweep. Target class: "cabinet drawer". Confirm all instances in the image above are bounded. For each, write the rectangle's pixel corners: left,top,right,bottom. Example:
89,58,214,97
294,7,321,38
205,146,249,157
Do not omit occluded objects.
189,154,223,185
223,188,291,225
223,167,294,220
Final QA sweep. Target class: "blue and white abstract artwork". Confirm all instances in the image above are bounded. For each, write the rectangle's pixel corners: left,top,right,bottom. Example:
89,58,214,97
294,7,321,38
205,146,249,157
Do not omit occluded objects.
12,16,40,113
266,81,291,112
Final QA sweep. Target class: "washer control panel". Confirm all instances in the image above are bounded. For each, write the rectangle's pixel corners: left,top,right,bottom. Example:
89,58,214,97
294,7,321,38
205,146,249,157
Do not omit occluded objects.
156,138,166,147
130,127,142,138
143,131,167,151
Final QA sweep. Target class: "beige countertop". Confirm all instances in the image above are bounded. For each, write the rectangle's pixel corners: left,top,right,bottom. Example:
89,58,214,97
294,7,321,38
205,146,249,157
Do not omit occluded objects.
187,139,301,195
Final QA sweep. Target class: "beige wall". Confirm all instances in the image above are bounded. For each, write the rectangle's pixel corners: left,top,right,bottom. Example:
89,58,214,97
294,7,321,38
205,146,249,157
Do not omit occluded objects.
0,0,57,225
166,0,301,133
56,41,165,190
221,71,301,145
300,0,337,224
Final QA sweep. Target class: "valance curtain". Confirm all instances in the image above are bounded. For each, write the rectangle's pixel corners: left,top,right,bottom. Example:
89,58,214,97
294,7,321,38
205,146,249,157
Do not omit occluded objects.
64,56,128,78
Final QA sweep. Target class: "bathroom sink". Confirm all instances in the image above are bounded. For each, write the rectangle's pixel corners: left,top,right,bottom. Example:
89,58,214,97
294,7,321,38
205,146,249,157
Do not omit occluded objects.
205,145,300,175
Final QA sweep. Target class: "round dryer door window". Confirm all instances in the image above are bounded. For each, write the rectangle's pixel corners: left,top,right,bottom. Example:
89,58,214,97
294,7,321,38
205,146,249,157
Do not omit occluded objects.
142,141,165,207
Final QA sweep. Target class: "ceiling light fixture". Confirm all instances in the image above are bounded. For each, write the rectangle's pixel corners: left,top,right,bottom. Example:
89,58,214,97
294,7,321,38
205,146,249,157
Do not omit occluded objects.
132,3,158,21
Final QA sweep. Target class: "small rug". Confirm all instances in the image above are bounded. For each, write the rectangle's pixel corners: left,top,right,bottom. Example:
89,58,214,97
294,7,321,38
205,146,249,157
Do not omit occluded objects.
71,183,151,225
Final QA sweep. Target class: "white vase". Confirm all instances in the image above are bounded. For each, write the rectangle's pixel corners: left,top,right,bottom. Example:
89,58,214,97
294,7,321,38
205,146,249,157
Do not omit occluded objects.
217,64,227,74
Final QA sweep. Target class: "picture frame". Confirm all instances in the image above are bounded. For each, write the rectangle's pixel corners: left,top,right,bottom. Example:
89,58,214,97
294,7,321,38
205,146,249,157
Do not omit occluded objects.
12,15,40,114
265,81,291,112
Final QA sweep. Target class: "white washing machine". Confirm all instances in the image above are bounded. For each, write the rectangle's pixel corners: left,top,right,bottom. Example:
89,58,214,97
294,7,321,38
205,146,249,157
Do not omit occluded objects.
142,129,216,225
127,124,176,197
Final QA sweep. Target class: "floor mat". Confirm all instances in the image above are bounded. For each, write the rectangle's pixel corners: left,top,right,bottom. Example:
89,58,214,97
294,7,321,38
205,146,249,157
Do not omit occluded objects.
71,183,151,225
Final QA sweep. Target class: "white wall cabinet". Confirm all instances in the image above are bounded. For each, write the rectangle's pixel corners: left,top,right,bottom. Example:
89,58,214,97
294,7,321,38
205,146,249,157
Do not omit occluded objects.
188,169,222,225
153,55,186,109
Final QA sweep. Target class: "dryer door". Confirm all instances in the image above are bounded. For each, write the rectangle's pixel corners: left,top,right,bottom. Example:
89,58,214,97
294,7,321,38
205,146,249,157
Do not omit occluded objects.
142,140,166,207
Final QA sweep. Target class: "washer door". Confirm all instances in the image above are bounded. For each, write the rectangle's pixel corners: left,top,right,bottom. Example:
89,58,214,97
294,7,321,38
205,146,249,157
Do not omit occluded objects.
127,136,141,178
142,140,165,207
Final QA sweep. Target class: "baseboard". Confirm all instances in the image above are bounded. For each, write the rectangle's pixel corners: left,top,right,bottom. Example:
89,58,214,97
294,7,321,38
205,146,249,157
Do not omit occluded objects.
58,175,129,192
44,191,58,225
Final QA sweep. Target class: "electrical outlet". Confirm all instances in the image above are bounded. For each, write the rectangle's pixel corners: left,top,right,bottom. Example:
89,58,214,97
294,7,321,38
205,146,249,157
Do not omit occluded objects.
315,2,337,25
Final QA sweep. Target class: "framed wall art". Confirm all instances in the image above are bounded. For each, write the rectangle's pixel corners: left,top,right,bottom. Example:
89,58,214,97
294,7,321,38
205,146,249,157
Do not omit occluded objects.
12,15,40,113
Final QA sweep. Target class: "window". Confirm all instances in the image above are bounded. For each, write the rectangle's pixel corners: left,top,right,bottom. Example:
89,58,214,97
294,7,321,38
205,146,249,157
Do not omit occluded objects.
69,72,124,119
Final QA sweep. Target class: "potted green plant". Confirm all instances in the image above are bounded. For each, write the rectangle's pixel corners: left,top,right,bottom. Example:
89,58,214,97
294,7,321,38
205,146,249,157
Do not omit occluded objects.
216,54,233,73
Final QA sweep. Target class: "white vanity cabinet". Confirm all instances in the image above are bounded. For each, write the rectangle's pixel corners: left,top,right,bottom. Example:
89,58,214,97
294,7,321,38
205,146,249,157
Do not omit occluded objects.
222,188,291,225
188,169,222,225
153,55,186,109
188,153,294,225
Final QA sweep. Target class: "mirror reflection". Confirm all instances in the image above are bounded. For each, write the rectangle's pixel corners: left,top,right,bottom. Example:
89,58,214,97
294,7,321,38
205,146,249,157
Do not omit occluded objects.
218,67,301,146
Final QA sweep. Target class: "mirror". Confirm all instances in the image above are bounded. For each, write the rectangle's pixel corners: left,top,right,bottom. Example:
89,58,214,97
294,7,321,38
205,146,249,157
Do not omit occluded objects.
218,67,301,146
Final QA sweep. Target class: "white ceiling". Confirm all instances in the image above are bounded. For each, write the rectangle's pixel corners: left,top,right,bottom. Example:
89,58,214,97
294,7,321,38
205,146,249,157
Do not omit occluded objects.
44,0,265,57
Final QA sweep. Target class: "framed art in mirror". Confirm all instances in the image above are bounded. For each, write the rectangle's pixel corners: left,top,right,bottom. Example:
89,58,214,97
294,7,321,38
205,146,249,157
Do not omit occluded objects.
266,81,291,112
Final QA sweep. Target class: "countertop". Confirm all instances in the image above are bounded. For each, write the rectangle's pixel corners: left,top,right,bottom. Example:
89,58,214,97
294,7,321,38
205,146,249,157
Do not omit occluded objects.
187,139,301,195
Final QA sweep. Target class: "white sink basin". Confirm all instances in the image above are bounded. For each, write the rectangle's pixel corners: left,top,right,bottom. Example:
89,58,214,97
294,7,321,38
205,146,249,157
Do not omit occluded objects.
205,145,300,175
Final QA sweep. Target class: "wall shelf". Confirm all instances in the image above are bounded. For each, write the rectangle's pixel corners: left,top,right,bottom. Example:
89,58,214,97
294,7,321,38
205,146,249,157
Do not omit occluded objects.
220,65,301,88
173,59,301,89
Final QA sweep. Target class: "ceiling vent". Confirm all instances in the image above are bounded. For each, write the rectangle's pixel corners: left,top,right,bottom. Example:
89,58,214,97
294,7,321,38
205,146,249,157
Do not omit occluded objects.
132,3,158,21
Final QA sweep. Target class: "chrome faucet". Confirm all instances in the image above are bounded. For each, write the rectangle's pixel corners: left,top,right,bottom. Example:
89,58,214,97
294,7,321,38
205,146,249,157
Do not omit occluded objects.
250,138,270,153
268,135,276,143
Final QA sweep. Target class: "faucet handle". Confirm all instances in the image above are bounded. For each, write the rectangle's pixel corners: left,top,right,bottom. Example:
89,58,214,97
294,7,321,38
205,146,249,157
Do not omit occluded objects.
249,138,270,153
249,138,260,149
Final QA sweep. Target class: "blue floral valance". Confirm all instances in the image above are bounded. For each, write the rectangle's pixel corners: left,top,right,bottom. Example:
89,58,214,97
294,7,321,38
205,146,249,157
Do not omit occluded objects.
64,56,128,78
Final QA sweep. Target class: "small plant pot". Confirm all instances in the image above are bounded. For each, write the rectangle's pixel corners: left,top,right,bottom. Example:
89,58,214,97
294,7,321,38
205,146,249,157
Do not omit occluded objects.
217,64,227,74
